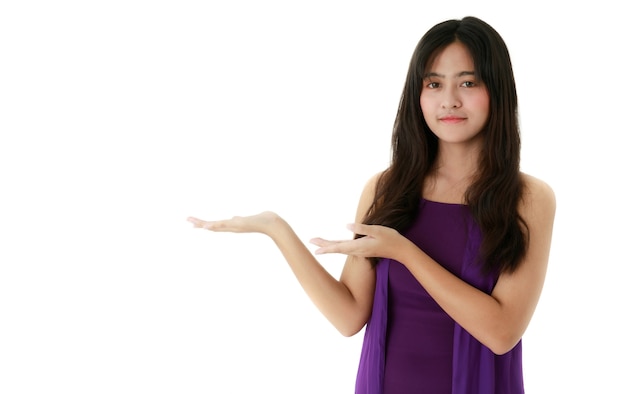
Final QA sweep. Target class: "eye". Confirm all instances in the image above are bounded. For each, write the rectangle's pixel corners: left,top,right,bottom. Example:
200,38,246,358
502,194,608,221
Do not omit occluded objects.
425,81,440,89
461,81,476,87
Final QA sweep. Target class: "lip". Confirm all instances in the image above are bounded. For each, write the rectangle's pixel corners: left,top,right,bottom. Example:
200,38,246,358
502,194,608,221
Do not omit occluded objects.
439,115,466,124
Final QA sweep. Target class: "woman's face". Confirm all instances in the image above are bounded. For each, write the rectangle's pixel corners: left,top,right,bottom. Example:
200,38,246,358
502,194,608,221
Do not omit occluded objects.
420,41,490,147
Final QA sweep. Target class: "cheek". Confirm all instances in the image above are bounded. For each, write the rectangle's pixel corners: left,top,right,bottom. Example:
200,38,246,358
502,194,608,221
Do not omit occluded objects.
473,90,490,113
475,94,490,127
419,95,438,129
419,95,434,117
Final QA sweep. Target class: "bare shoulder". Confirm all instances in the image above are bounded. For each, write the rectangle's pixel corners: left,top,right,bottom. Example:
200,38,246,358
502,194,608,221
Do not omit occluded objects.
357,171,384,211
364,170,384,192
519,172,556,221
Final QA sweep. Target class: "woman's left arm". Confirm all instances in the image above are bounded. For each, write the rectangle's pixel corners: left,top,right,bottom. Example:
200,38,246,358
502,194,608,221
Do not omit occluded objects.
312,175,556,355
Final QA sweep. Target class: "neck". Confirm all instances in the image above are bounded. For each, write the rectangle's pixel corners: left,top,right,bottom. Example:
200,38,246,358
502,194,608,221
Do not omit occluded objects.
432,142,481,181
422,141,481,204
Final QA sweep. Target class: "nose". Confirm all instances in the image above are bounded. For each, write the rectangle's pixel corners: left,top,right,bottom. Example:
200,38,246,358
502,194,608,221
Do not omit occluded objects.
441,87,461,109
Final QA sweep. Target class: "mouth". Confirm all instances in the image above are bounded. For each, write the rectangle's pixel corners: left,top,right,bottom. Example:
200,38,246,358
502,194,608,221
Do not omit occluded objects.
439,116,466,124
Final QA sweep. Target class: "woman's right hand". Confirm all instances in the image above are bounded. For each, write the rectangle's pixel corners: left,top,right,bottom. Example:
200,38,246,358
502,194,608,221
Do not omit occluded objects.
187,211,282,236
187,173,381,337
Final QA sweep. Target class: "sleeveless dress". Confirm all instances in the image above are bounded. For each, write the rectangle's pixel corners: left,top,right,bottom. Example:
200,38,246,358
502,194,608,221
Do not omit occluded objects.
354,199,524,394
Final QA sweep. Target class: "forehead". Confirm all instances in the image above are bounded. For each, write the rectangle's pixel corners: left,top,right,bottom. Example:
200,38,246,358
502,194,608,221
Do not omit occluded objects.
426,42,475,74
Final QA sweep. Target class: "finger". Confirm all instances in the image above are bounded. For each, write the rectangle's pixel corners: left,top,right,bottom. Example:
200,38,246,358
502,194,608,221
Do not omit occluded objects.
312,240,355,255
309,237,331,247
310,237,351,247
187,217,218,230
309,238,346,255
313,245,338,255
315,244,352,255
348,223,374,236
187,217,205,228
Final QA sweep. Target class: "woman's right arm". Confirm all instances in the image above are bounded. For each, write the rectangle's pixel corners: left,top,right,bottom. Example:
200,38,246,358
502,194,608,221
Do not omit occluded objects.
188,174,379,336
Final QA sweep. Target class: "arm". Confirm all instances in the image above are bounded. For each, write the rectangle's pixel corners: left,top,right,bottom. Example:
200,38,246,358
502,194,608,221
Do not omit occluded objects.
401,174,555,354
313,174,556,354
188,175,380,336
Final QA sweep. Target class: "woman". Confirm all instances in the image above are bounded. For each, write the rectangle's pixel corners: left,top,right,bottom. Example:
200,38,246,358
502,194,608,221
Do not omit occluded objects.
189,16,556,394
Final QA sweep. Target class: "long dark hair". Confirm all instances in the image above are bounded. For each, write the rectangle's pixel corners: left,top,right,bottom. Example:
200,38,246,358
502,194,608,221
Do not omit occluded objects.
363,16,528,274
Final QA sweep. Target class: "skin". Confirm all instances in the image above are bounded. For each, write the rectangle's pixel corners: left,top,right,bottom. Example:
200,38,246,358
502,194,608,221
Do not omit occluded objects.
188,42,556,356
419,41,491,202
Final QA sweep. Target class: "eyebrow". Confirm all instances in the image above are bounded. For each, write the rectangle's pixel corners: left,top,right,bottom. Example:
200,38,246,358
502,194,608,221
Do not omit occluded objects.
424,71,476,78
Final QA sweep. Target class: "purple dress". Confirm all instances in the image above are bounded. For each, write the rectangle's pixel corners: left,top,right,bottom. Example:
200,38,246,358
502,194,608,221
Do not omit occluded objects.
355,199,524,393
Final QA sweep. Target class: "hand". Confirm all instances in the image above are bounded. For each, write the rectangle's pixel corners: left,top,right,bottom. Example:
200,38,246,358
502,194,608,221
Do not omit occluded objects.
187,211,282,236
310,223,409,261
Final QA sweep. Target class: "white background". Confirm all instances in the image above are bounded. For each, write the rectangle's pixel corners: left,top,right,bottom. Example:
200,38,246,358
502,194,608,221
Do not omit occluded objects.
1,1,623,393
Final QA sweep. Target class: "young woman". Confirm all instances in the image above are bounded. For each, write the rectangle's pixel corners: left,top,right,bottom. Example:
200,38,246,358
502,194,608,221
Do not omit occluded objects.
188,16,556,394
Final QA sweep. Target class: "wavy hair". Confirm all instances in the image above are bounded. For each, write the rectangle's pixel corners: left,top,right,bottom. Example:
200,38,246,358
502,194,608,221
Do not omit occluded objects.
362,16,528,274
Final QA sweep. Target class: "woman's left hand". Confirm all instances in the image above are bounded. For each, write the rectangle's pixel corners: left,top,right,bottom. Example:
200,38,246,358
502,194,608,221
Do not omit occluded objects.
310,223,410,261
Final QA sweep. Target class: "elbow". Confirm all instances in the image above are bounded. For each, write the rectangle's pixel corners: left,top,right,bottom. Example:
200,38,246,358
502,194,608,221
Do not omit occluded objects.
334,315,368,337
489,341,519,356
337,327,363,338
337,322,366,337
485,332,522,356
330,299,371,337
